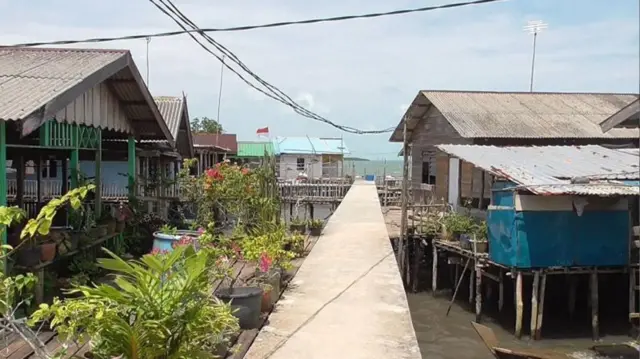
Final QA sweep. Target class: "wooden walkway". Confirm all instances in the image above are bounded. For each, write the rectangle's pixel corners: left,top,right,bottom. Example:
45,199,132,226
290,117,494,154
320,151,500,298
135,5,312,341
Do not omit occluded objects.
244,180,421,359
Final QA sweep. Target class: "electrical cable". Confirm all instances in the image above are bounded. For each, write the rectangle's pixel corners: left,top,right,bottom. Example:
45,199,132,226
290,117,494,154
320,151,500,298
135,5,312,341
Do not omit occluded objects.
150,0,393,134
7,0,505,48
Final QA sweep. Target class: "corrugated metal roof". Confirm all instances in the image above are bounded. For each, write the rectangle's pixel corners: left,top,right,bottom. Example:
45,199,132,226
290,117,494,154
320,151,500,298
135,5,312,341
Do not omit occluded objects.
193,133,237,153
436,144,640,196
390,91,639,142
272,137,350,155
0,47,173,143
0,47,125,121
154,96,184,140
237,141,274,157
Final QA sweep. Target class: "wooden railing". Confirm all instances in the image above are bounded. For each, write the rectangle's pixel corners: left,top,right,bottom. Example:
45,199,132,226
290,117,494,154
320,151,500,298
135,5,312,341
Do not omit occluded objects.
7,180,181,201
278,183,351,203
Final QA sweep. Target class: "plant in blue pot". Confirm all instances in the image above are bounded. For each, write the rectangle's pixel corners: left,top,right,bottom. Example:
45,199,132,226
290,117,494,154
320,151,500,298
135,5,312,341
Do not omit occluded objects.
152,224,202,253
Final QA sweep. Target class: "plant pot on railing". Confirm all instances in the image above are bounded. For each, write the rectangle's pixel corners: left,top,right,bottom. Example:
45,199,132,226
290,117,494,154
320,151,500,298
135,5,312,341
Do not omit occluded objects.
289,224,306,234
472,240,488,254
39,242,57,262
459,234,472,251
215,286,263,329
17,246,41,267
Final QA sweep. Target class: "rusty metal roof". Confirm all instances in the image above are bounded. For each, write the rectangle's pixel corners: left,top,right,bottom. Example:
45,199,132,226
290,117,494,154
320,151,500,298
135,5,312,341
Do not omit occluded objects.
390,91,639,142
193,133,237,153
0,47,173,143
436,144,640,196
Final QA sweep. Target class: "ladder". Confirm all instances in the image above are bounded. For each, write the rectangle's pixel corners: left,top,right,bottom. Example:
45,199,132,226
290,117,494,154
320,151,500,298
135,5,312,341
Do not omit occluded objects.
629,226,640,323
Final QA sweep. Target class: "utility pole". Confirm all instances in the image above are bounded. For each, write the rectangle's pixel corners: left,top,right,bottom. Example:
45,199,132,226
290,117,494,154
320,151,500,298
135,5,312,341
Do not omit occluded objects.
523,20,548,92
145,37,151,85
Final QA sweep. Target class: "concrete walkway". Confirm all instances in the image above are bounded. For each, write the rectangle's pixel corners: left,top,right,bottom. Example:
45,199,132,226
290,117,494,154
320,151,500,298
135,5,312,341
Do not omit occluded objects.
245,181,421,359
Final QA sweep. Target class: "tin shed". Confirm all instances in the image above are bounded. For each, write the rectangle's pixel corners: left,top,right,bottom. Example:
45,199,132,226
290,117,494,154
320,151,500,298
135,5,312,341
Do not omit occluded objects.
436,145,640,268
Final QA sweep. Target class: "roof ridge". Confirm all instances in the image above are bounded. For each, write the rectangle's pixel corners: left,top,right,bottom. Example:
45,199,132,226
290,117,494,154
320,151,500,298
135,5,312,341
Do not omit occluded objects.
0,47,129,54
420,89,640,96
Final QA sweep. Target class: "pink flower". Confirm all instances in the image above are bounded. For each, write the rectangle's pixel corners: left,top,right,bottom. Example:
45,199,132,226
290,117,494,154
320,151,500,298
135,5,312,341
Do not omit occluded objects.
197,227,205,234
150,248,169,256
259,252,273,273
172,236,193,249
241,168,250,175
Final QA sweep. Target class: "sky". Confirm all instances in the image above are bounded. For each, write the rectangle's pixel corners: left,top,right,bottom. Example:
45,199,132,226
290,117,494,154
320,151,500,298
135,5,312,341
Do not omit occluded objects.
0,0,638,160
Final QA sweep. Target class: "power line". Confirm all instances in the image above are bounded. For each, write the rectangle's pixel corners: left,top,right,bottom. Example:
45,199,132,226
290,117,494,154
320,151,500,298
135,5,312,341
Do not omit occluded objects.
7,0,506,47
150,0,394,134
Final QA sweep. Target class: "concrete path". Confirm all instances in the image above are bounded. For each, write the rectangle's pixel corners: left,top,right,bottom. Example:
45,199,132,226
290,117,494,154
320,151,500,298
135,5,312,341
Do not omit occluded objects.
245,181,421,359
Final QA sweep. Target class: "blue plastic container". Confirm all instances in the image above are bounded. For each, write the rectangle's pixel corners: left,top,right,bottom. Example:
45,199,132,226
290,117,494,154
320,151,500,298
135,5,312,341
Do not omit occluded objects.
364,174,375,181
152,230,202,253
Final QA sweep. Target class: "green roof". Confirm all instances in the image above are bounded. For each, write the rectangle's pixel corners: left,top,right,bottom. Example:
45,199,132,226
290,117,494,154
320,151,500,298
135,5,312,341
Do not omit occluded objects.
237,141,275,157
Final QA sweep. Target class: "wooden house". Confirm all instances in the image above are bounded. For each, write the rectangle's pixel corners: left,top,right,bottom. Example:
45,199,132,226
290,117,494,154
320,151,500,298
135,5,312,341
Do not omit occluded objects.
389,91,640,205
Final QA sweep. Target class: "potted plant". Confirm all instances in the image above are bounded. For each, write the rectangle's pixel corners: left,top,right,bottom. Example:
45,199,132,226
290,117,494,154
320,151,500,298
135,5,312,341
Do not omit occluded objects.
442,212,474,242
471,221,489,253
307,219,324,236
152,224,202,254
289,217,306,233
285,233,306,257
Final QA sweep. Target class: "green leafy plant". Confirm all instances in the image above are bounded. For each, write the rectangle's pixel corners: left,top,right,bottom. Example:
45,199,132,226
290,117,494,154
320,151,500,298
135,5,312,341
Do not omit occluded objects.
442,212,475,236
158,224,178,236
307,219,323,229
241,225,295,272
30,246,239,359
290,217,305,226
472,220,488,241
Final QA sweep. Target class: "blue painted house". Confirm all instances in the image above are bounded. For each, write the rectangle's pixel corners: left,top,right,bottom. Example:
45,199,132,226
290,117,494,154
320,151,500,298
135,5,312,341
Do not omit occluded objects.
437,144,640,268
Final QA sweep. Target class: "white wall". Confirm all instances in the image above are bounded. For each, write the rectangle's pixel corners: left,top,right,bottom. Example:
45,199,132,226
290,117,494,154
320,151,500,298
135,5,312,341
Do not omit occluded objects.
278,154,322,180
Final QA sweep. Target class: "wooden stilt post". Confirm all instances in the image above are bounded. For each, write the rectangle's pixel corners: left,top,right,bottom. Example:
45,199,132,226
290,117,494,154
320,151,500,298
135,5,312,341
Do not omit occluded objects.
515,271,523,339
432,243,438,295
411,239,424,293
469,261,475,304
399,115,410,278
127,136,136,197
590,270,599,341
498,269,504,312
530,271,540,339
630,268,636,324
0,121,6,263
309,204,314,220
568,275,578,319
94,128,102,218
535,273,547,340
475,262,483,322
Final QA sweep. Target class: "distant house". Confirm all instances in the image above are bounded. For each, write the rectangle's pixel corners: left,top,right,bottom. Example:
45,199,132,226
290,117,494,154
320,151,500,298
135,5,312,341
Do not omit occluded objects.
192,133,237,175
272,137,349,180
235,141,275,167
389,90,639,203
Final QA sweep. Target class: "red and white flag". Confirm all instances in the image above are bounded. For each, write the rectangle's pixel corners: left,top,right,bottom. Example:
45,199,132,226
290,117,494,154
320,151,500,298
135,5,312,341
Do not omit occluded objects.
256,127,269,136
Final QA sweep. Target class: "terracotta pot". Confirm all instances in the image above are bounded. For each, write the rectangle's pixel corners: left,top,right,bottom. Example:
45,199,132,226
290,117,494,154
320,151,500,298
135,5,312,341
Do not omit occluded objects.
309,226,322,236
261,288,273,312
115,220,126,233
39,242,57,262
17,246,41,267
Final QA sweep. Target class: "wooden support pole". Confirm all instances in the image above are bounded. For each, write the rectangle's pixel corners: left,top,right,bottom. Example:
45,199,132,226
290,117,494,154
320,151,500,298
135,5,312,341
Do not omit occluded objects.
447,257,471,316
530,271,540,339
568,276,578,319
432,244,438,296
94,129,102,218
399,115,410,277
0,121,6,254
590,271,599,341
469,261,475,304
630,268,636,323
498,269,504,312
309,204,314,220
515,271,523,339
70,125,79,189
535,273,547,340
128,136,136,197
36,156,42,207
475,263,483,322
411,239,424,293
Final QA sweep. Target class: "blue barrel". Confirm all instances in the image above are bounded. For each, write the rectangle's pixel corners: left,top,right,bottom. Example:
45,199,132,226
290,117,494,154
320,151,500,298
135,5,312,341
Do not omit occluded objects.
364,174,375,181
152,230,202,253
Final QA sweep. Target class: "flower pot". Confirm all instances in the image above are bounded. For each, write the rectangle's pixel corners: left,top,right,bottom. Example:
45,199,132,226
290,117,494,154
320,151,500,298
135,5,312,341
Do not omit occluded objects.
17,246,41,267
473,240,488,253
309,226,323,236
261,288,273,312
289,224,306,234
459,234,472,250
255,269,281,306
103,220,117,235
152,230,202,253
215,286,263,329
115,220,126,233
39,242,57,262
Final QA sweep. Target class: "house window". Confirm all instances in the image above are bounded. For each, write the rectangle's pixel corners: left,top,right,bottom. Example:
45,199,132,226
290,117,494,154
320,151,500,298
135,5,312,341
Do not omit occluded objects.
296,158,305,171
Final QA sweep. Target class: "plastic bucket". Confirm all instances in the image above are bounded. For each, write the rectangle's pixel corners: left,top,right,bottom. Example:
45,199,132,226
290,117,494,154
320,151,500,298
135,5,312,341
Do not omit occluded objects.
365,174,375,181
215,287,263,329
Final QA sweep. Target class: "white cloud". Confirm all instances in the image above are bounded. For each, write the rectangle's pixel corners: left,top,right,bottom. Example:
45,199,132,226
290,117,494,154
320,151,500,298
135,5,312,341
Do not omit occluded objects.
0,0,638,158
